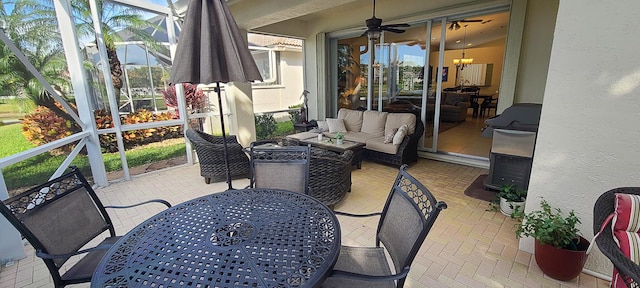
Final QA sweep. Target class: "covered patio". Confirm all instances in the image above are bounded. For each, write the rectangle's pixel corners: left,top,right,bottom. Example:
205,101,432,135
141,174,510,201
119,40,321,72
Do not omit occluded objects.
0,159,610,287
2,0,640,285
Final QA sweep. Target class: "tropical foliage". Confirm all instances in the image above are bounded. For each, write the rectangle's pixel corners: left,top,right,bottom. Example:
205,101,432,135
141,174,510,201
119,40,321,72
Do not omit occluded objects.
161,83,207,113
0,0,73,126
23,105,180,153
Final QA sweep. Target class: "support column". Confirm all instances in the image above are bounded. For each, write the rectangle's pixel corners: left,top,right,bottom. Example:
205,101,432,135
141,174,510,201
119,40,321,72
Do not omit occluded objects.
225,29,256,147
0,170,25,263
55,0,108,186
226,82,255,147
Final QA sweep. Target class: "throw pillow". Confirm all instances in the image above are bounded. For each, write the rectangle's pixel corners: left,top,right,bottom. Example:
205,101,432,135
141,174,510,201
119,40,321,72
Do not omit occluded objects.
317,121,329,132
392,125,408,145
384,128,398,144
611,193,640,287
326,118,347,133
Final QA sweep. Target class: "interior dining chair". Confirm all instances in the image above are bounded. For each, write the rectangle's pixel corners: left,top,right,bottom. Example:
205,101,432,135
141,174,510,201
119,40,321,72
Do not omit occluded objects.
593,187,640,287
322,164,447,288
0,167,171,288
249,142,311,194
480,94,498,117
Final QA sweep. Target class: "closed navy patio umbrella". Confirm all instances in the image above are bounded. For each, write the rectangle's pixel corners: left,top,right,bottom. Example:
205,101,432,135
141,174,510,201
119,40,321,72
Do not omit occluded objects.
170,0,262,190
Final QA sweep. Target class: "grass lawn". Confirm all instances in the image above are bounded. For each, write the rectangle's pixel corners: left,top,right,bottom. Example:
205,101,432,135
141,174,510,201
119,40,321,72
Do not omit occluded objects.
2,115,294,194
0,99,30,121
0,123,34,157
1,123,186,193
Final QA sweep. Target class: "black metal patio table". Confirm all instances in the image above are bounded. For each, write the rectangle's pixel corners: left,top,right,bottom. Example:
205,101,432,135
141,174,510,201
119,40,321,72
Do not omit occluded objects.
91,188,341,287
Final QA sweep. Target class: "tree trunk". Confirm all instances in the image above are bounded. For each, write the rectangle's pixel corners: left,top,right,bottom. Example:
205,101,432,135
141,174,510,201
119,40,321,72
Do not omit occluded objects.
107,46,123,108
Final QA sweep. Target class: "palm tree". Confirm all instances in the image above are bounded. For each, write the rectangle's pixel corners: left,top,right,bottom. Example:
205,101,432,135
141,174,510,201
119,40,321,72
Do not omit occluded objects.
26,0,162,111
71,0,162,110
0,0,77,126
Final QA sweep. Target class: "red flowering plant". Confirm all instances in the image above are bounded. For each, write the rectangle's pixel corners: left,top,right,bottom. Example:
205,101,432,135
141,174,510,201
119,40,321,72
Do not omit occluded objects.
161,83,207,116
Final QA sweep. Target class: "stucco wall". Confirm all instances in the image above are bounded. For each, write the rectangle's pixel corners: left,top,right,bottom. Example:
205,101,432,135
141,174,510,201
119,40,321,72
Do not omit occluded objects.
523,0,640,277
514,0,558,104
252,50,304,113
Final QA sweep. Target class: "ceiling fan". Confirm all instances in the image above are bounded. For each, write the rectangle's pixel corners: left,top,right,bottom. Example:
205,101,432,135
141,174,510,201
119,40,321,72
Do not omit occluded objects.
362,0,409,40
448,19,483,30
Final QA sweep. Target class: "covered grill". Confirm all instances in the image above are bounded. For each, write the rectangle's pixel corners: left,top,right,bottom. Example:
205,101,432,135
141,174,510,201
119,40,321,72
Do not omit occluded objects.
482,103,542,191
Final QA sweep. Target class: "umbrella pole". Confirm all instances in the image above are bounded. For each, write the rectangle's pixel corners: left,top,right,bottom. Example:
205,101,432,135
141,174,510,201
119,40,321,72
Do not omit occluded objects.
216,82,233,190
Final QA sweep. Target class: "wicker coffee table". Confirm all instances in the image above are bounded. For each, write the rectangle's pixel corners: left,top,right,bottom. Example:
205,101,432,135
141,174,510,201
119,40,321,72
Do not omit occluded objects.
297,136,365,169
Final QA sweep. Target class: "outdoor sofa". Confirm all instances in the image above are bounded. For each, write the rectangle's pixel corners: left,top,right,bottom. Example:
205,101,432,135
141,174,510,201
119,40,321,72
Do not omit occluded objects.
290,108,423,166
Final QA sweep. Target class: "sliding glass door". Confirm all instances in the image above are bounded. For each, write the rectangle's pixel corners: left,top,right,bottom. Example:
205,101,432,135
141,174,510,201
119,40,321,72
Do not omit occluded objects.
331,10,509,158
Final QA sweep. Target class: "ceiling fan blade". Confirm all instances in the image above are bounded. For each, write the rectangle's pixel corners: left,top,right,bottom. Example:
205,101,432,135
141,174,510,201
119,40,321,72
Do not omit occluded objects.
460,19,483,22
381,26,405,34
385,23,410,28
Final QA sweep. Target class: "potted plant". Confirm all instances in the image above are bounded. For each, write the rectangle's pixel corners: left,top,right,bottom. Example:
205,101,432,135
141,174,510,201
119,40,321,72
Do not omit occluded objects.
496,184,526,216
336,132,345,145
513,198,589,281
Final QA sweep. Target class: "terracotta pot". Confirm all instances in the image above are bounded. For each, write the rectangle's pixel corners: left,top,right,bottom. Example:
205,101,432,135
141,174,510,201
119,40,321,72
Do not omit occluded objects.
534,236,589,281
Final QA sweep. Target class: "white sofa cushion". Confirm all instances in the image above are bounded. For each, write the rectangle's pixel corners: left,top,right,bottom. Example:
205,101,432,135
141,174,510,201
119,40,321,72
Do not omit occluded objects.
384,128,398,144
361,110,388,137
337,109,364,132
365,137,399,155
342,131,379,143
393,125,409,145
326,118,347,133
385,113,416,135
317,120,329,132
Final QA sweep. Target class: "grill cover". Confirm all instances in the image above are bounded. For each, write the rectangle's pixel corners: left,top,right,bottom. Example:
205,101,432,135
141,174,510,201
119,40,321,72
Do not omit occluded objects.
482,103,542,137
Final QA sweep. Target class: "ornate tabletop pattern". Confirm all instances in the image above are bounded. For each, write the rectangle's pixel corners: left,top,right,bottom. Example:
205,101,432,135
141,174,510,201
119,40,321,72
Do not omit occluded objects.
92,189,340,287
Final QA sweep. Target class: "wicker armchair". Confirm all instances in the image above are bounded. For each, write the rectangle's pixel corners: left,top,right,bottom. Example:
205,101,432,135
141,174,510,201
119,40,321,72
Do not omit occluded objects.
363,118,424,167
282,138,354,206
186,129,250,184
308,148,354,206
249,142,311,194
594,187,640,287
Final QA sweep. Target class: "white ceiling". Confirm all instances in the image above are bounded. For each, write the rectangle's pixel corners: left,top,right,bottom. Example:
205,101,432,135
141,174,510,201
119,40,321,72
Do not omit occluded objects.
168,0,509,51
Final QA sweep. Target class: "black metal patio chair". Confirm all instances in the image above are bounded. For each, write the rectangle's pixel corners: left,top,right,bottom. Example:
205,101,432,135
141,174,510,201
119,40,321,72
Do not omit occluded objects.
322,164,447,288
593,187,640,287
249,141,311,194
0,167,171,288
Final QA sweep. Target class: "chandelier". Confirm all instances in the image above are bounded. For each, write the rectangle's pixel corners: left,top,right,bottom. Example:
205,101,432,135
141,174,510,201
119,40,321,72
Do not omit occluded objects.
453,25,473,70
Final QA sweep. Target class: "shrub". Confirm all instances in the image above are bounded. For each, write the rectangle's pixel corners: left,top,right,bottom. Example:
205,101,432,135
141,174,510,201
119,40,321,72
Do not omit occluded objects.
21,103,78,147
161,83,207,113
255,114,277,140
288,103,302,124
23,106,181,153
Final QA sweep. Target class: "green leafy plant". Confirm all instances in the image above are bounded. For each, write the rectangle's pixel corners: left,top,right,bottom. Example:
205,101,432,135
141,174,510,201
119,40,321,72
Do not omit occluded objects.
255,114,277,140
336,132,344,140
498,184,526,202
288,104,302,124
488,184,527,212
513,198,582,250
